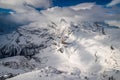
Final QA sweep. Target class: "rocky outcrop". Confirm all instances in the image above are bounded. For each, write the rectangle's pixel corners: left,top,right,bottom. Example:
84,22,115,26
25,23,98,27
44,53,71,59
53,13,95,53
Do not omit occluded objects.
0,26,55,58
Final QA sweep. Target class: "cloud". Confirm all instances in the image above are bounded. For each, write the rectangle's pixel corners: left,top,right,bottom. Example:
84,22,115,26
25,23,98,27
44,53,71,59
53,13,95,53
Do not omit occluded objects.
41,3,116,24
0,2,119,31
105,20,120,28
107,0,120,6
70,3,95,10
0,0,51,12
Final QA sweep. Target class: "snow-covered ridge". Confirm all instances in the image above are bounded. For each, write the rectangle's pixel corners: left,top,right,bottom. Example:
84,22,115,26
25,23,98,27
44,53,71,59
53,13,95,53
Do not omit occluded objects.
7,66,81,80
0,20,116,58
7,66,120,80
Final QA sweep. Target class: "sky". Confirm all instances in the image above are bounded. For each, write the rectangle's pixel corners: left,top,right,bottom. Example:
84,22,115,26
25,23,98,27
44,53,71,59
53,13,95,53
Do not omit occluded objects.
52,0,112,7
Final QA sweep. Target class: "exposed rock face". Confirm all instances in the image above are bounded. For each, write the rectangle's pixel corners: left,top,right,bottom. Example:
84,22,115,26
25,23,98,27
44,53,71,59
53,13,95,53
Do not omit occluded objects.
0,56,35,70
0,40,47,58
0,25,55,58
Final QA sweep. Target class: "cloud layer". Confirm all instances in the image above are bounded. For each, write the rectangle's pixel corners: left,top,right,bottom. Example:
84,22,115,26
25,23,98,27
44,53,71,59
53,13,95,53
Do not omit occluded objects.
107,0,120,6
0,0,51,12
0,2,119,30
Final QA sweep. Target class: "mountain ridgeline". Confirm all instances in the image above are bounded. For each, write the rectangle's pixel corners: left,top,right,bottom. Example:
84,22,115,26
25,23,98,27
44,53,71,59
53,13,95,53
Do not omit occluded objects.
0,20,118,58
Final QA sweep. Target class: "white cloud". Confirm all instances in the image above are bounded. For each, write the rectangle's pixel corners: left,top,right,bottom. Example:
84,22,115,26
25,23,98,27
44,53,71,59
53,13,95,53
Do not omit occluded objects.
0,0,51,12
107,0,120,6
70,3,95,11
40,3,114,24
0,2,119,29
105,20,120,28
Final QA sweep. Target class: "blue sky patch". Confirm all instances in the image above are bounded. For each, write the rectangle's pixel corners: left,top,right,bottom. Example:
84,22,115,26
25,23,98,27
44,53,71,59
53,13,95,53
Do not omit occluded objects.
52,0,112,7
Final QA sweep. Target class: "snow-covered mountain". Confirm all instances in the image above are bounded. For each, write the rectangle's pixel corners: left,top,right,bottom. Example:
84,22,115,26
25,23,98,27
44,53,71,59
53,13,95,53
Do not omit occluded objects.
0,18,120,80
0,2,120,80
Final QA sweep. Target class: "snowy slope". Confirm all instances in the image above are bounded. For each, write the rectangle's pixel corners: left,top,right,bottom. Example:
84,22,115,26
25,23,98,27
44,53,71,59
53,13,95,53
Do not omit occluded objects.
7,66,81,80
7,66,120,80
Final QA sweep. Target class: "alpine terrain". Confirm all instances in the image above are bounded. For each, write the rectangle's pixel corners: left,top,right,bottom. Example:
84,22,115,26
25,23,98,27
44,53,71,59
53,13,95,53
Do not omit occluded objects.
0,2,120,80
